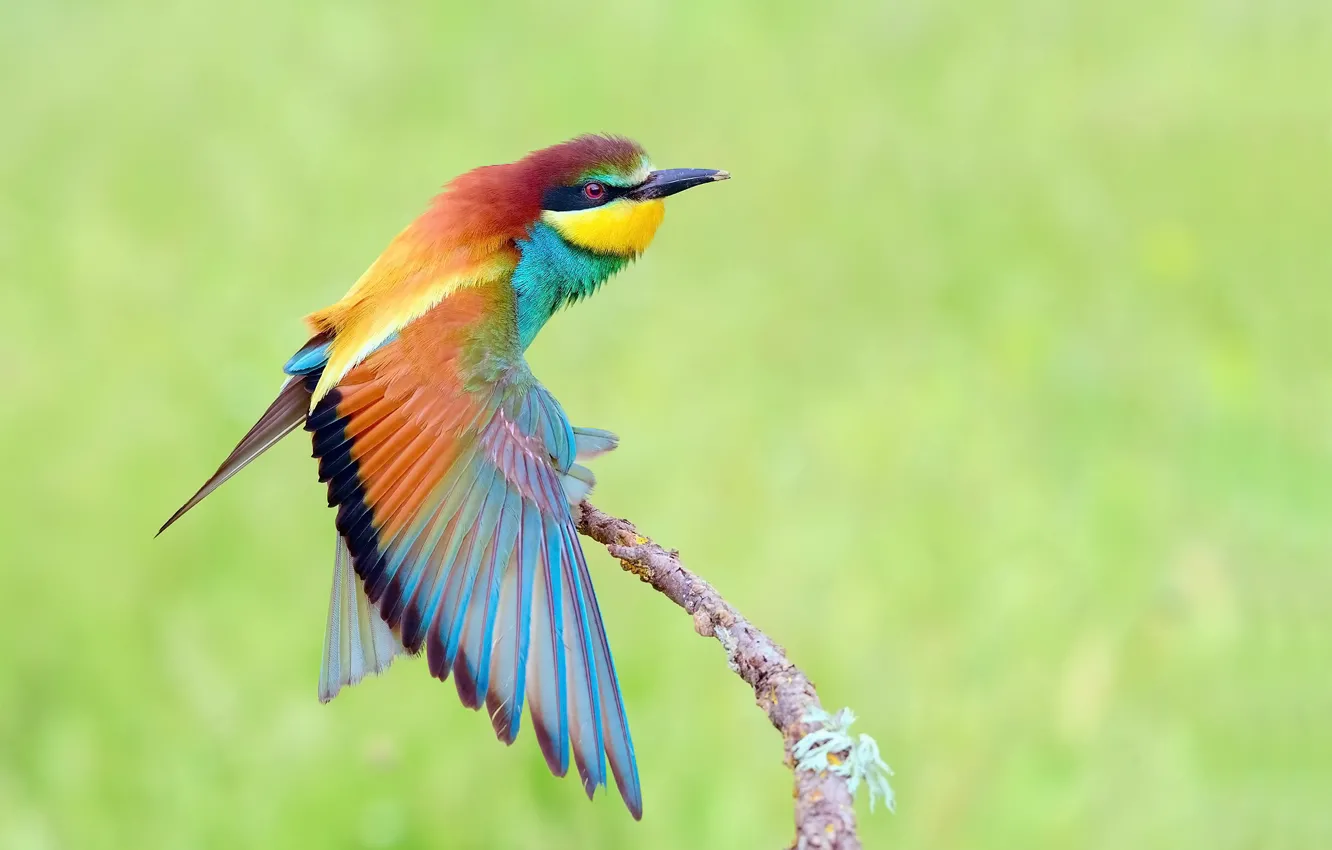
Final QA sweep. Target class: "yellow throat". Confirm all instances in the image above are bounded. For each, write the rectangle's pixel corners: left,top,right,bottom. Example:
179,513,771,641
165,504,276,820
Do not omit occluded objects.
541,199,666,256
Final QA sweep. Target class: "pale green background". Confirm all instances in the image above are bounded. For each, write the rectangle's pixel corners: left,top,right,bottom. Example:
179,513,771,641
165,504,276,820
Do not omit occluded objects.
3,1,1329,848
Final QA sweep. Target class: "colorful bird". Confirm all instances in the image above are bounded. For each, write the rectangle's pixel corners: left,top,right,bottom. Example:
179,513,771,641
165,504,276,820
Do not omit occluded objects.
159,135,727,819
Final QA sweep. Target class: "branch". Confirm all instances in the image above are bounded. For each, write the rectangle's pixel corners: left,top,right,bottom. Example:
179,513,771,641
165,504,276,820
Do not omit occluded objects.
576,502,864,850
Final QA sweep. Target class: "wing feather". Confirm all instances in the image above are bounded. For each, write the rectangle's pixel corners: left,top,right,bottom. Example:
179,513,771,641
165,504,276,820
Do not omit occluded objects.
307,290,641,817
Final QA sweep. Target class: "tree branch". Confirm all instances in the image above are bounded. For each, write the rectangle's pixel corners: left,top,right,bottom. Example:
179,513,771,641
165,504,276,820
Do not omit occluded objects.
576,502,863,850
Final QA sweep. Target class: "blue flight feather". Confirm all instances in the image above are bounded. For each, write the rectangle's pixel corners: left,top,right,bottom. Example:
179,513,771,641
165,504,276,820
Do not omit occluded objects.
318,375,637,813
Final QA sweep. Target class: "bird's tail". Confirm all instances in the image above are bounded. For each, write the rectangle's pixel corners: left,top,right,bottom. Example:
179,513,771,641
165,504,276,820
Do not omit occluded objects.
158,334,409,699
318,530,408,702
157,370,314,536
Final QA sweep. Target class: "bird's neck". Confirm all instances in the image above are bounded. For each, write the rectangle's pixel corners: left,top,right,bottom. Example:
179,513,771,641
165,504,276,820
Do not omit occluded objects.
511,222,629,349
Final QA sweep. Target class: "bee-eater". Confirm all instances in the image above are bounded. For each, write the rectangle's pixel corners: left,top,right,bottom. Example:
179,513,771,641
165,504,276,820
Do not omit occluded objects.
159,135,728,818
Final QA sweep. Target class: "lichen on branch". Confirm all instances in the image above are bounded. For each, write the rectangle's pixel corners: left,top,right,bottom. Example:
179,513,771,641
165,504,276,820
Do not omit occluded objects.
576,502,891,850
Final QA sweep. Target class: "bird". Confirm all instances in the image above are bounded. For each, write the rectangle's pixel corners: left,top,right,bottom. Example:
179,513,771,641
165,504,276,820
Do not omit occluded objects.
158,135,728,819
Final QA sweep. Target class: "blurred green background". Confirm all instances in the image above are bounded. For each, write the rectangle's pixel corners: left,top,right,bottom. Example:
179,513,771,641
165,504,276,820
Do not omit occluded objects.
3,0,1330,847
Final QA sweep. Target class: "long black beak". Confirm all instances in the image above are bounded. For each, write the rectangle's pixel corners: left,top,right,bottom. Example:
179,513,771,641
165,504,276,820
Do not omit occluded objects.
626,168,730,201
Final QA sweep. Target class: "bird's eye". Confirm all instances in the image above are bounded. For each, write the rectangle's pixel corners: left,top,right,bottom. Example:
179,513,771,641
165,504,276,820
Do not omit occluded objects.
583,182,605,201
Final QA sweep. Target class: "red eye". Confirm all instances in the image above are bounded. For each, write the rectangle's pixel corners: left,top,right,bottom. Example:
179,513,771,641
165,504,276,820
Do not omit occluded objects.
583,182,605,201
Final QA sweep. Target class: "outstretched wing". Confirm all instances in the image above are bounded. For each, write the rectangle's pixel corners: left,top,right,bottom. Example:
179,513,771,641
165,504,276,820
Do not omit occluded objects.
307,289,641,817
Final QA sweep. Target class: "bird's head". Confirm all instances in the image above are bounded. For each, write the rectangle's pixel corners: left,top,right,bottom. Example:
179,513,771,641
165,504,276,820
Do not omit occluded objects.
523,135,729,258
434,135,728,259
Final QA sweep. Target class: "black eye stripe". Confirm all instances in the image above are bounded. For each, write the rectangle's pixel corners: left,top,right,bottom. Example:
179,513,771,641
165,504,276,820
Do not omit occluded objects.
541,182,630,212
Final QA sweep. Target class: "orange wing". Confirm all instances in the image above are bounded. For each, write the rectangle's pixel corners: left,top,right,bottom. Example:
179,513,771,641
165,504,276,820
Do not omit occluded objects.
307,285,642,817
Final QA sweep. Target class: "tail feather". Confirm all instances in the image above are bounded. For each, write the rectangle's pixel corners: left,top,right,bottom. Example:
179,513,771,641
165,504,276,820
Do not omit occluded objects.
319,532,407,702
157,375,313,535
